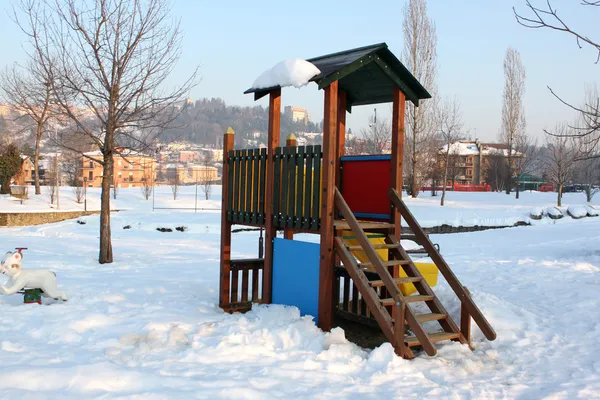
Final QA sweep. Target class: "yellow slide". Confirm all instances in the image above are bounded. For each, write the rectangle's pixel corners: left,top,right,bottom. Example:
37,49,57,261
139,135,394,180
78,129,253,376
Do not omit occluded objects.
342,231,438,296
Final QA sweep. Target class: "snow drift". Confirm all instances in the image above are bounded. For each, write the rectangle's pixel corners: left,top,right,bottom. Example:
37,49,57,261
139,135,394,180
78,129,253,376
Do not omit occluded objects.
252,59,321,90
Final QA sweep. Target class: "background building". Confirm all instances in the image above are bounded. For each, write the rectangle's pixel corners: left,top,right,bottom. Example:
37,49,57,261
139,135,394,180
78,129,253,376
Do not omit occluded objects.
79,149,156,188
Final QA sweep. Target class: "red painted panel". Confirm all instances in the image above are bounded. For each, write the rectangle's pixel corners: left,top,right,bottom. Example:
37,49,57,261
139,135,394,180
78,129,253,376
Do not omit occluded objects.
340,158,391,218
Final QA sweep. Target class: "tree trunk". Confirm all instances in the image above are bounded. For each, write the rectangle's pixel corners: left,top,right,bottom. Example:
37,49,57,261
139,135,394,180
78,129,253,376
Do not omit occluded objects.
557,184,563,207
34,124,42,195
515,175,520,199
505,154,512,195
99,152,113,264
0,177,11,194
586,185,592,202
441,157,449,206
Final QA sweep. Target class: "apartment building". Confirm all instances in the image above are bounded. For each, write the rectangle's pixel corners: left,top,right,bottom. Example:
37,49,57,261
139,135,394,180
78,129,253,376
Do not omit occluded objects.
79,149,156,188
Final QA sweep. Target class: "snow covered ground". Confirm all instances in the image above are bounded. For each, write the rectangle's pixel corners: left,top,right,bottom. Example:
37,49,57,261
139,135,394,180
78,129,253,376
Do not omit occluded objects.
0,187,598,399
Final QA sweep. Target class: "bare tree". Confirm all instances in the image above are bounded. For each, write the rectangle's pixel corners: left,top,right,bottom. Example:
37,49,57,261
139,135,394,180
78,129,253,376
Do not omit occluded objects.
484,153,508,192
513,134,539,199
545,124,576,207
436,97,464,206
73,182,84,204
201,153,213,200
572,113,600,201
499,47,527,195
171,174,179,200
514,2,600,142
360,110,391,154
46,155,59,204
16,0,198,263
402,0,438,198
140,161,153,200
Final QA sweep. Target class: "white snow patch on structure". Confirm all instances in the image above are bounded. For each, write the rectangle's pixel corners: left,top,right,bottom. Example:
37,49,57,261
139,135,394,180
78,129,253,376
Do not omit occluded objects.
251,59,321,90
568,205,588,218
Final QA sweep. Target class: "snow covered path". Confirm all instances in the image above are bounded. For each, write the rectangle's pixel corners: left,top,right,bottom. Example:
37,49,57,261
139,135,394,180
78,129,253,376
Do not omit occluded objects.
0,190,598,398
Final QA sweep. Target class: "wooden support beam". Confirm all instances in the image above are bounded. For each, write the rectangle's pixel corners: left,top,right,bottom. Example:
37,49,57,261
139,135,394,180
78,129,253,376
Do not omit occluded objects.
461,286,473,349
390,87,406,242
335,90,347,189
263,88,281,304
219,127,235,309
284,134,296,240
318,80,338,332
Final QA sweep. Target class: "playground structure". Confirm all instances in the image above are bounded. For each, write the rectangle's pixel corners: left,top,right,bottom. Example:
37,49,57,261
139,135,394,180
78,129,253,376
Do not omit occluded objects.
218,43,496,358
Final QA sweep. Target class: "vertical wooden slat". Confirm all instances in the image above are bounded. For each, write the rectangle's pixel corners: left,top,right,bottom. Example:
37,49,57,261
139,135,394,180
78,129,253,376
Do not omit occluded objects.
287,146,296,229
273,147,282,227
285,136,297,239
461,286,472,348
227,150,234,222
311,145,322,231
295,146,305,229
259,148,267,225
351,282,359,314
281,146,289,228
393,301,407,357
303,146,314,230
317,80,338,332
252,149,259,225
241,267,249,302
391,87,406,241
263,88,281,305
335,90,347,189
219,129,235,309
342,275,350,311
252,265,260,301
232,150,241,224
360,295,367,316
230,264,239,303
333,273,340,310
239,149,247,224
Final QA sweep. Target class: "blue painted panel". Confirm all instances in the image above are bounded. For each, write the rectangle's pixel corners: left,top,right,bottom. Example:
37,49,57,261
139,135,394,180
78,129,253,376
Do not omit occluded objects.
272,238,320,318
352,212,389,220
340,154,392,162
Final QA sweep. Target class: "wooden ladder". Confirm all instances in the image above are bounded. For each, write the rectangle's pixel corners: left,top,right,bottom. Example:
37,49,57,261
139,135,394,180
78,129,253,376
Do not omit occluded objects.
333,188,496,358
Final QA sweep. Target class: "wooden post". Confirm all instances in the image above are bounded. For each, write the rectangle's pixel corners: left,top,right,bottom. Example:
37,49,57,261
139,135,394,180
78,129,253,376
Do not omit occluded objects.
219,127,235,309
390,87,406,242
284,134,296,240
461,286,473,349
393,301,406,357
263,88,281,304
335,90,347,188
318,80,338,332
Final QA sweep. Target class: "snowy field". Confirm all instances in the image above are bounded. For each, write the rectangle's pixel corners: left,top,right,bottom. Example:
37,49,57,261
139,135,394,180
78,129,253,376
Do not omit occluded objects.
0,187,599,399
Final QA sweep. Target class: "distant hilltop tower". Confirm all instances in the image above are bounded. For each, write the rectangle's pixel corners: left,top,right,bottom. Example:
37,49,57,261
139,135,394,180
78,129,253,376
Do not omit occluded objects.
284,106,309,124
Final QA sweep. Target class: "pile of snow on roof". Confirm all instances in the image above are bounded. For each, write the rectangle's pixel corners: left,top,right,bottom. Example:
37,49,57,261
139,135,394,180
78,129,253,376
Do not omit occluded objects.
252,59,321,90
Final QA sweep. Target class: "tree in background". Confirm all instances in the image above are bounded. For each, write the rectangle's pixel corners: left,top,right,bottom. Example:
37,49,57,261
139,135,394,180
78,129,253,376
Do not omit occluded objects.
513,133,538,199
17,0,198,263
499,47,527,195
0,143,22,194
171,174,180,200
360,110,391,154
515,2,600,146
485,153,508,193
0,1,54,197
201,153,213,200
545,124,576,207
436,97,464,206
402,0,438,198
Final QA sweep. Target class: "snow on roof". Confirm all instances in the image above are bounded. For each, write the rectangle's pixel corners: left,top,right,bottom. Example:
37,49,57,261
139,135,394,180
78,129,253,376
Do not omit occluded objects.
440,141,523,157
251,59,321,90
439,141,479,156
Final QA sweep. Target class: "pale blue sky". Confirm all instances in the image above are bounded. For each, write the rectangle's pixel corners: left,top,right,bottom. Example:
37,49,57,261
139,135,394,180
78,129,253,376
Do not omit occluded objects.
0,1,597,141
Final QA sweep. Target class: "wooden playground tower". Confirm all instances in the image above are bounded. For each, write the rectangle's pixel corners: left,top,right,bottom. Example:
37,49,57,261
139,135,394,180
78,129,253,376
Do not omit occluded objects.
219,43,496,358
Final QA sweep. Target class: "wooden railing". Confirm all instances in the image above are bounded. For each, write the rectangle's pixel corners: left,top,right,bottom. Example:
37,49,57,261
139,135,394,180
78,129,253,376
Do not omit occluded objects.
388,188,497,341
226,149,267,225
273,145,322,231
334,266,381,327
225,258,264,312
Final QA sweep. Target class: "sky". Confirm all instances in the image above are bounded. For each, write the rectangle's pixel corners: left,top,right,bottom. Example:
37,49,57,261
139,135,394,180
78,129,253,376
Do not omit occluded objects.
0,0,598,142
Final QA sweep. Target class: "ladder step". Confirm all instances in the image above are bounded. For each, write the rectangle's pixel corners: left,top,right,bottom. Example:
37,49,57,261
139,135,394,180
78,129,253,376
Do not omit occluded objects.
346,243,401,251
401,234,420,243
415,313,447,323
369,276,422,287
334,220,395,231
405,332,461,347
380,295,434,306
359,260,411,269
406,248,428,255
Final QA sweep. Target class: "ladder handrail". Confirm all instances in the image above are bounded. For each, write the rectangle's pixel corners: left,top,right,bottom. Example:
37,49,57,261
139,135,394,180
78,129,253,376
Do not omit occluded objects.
389,188,497,341
334,188,437,356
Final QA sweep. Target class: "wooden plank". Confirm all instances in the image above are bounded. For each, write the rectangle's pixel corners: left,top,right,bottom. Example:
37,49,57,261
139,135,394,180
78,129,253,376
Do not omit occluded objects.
303,146,314,230
284,137,296,239
351,280,359,314
358,260,411,269
461,286,472,348
241,267,249,302
389,188,497,341
219,129,235,309
252,149,259,225
333,220,395,231
273,147,282,227
240,149,248,224
246,150,254,224
227,150,234,223
230,265,239,304
369,277,422,287
295,146,305,229
393,301,406,358
381,295,434,306
318,80,339,332
263,88,281,305
311,145,321,231
343,276,350,311
335,90,347,189
259,148,267,225
347,243,400,251
333,274,340,309
390,87,406,241
251,266,260,301
281,146,289,228
287,146,296,229
334,237,395,343
405,332,461,347
416,313,447,323
232,150,240,224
